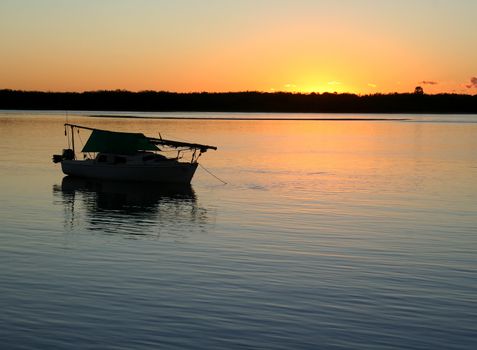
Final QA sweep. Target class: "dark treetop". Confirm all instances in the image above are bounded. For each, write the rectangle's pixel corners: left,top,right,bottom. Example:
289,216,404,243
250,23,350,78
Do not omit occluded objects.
1,89,476,113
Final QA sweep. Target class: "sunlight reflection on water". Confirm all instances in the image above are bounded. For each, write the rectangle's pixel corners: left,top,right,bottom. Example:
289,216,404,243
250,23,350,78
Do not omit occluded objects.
0,112,476,349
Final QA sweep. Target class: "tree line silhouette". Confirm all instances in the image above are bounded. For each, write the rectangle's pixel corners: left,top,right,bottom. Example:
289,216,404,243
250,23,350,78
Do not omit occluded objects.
0,89,476,113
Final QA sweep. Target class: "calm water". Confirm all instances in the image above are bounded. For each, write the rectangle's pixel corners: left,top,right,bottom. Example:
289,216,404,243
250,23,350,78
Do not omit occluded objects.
0,111,476,349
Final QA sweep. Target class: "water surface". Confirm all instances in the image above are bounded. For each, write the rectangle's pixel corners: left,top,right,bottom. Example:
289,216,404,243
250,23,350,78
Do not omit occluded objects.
0,111,476,349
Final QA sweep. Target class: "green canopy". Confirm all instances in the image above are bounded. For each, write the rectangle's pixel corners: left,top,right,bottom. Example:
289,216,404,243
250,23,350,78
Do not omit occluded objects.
81,130,159,154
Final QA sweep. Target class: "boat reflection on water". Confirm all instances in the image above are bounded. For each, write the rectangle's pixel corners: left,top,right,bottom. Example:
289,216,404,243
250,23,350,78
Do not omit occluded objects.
53,176,210,237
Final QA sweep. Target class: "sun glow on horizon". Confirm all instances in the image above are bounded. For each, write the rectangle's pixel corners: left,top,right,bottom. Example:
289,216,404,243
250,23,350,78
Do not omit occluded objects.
271,78,359,94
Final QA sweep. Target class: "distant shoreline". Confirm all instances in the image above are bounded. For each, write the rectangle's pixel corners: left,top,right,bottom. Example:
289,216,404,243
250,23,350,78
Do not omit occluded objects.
88,114,411,121
1,89,476,114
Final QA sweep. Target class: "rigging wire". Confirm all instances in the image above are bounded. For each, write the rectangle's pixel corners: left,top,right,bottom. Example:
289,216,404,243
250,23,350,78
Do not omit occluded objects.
199,163,228,185
76,129,91,159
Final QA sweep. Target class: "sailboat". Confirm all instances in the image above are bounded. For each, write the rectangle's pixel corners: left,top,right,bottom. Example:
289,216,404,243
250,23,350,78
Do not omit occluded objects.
53,123,217,184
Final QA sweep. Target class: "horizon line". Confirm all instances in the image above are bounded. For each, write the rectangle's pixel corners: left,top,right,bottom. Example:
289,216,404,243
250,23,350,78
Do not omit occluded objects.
1,88,476,97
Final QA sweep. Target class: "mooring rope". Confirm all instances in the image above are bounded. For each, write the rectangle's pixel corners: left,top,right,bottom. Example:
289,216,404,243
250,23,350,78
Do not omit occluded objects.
199,163,228,185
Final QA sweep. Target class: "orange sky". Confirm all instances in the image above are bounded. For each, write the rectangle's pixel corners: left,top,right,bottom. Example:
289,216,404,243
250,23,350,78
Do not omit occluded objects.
0,0,476,94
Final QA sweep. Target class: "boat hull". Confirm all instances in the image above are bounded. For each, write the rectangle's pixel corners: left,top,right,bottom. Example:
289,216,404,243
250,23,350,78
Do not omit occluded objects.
61,160,198,184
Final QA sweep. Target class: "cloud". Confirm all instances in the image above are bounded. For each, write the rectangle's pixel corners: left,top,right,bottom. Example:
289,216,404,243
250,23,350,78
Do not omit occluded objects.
420,80,438,85
327,81,341,85
465,77,477,89
367,83,377,88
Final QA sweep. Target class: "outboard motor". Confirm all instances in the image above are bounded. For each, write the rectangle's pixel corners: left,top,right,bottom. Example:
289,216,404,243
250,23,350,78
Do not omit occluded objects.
52,149,75,163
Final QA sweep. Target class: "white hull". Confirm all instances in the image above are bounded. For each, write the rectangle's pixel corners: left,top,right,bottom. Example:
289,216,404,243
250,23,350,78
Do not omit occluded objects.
61,160,198,184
